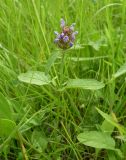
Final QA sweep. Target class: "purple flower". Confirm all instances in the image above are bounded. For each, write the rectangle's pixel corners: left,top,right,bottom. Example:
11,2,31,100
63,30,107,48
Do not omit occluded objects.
69,42,73,47
54,31,60,39
63,36,69,43
60,32,64,38
71,31,78,41
54,19,78,49
60,18,65,28
54,38,59,43
69,23,76,31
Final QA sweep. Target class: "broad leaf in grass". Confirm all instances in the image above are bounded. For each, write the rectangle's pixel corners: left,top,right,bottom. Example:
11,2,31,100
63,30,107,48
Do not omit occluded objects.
113,63,126,78
96,108,125,134
0,93,13,120
77,131,115,149
96,117,116,158
18,71,51,86
101,119,115,136
65,79,105,90
31,130,48,152
0,119,16,137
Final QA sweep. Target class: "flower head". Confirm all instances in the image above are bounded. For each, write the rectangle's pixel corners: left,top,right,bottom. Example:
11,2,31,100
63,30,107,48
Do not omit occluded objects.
54,19,78,49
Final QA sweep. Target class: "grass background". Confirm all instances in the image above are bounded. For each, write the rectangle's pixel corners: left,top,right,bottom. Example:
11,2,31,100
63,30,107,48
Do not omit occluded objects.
0,0,126,159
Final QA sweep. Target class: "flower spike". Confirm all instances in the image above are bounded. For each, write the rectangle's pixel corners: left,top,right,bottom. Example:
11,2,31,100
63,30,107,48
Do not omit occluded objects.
54,19,78,49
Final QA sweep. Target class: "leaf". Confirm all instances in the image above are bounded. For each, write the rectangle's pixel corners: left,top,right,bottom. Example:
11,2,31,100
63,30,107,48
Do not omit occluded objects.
45,52,61,74
96,116,116,159
18,71,51,86
116,135,126,142
101,112,117,136
68,56,108,62
77,131,115,150
101,119,115,136
19,109,46,133
113,63,126,78
89,41,101,51
96,108,125,134
88,38,107,51
31,130,48,152
0,93,13,120
0,118,16,137
114,149,123,159
70,44,84,50
65,79,105,90
107,150,118,160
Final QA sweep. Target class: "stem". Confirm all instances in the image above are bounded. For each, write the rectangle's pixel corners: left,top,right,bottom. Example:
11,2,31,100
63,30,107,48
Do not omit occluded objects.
17,132,29,160
60,121,82,160
59,51,65,86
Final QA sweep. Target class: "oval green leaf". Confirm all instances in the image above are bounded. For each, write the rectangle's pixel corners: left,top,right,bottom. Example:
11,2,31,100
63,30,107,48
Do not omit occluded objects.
65,79,105,90
18,71,51,86
77,131,115,150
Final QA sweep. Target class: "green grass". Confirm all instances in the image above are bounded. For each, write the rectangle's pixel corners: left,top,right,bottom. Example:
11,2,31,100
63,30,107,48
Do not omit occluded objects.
0,0,126,159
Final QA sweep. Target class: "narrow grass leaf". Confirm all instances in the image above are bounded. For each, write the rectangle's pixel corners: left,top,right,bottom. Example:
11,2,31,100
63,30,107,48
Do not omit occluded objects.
0,118,16,137
107,150,118,160
18,71,51,86
77,131,115,149
68,56,108,62
70,44,84,50
65,79,105,90
88,41,103,51
114,149,123,159
116,135,126,142
0,93,13,120
113,63,126,78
